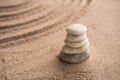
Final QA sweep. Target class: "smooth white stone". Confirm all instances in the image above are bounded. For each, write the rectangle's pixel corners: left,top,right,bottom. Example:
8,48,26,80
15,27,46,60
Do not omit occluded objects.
66,24,87,35
66,33,87,42
62,44,89,54
65,38,89,48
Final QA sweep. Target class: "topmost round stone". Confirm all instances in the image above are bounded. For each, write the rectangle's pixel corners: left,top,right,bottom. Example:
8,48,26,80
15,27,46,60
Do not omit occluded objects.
66,24,87,35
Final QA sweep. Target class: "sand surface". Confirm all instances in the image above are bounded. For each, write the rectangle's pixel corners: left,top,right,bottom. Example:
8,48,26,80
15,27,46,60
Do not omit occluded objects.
0,0,120,80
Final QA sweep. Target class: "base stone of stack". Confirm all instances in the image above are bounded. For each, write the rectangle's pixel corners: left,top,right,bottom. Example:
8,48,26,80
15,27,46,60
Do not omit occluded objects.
59,49,90,64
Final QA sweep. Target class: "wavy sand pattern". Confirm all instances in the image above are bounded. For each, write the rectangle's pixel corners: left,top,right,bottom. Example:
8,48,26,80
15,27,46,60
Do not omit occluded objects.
0,0,91,48
1,0,120,80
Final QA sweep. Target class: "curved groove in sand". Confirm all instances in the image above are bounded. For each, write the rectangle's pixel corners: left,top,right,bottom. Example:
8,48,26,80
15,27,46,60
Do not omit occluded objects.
0,0,72,35
0,0,92,48
0,0,79,38
0,1,30,12
0,10,54,28
0,0,91,42
0,15,77,48
0,0,71,30
0,0,41,16
0,5,47,21
0,0,29,8
0,0,65,21
0,13,87,48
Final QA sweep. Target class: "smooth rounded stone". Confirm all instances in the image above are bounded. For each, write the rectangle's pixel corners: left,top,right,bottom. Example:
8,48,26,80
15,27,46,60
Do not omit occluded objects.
60,49,90,64
65,38,89,48
66,33,87,42
62,44,89,54
66,24,87,35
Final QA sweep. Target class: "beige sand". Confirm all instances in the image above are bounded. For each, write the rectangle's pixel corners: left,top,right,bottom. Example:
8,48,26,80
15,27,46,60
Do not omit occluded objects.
0,0,120,80
0,0,29,7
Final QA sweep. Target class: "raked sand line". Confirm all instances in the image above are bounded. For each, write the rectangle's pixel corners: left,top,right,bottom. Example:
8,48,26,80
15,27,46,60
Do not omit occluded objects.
0,0,29,8
0,0,41,16
0,0,87,32
0,4,45,21
0,0,92,48
0,0,80,34
0,0,75,30
0,0,91,45
0,1,30,12
0,0,66,21
0,7,54,29
0,9,86,48
0,0,66,27
0,0,71,26
0,13,88,49
0,0,64,18
0,0,77,32
0,0,83,39
0,9,88,49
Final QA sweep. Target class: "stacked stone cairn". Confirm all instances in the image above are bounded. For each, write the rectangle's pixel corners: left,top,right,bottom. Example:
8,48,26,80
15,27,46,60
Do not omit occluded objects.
60,24,90,64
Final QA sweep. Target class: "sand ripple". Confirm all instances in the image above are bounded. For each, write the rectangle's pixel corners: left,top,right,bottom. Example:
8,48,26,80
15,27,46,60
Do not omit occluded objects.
0,0,92,48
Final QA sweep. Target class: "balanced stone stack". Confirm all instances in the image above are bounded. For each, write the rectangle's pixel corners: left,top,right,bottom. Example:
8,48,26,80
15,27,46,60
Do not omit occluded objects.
60,24,90,64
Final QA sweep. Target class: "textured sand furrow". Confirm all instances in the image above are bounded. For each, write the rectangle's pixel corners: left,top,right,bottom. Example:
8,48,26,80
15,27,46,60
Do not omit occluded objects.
0,11,84,48
0,0,91,48
0,0,41,16
0,0,29,8
0,0,65,21
0,9,54,29
0,1,30,13
0,0,71,30
0,0,68,27
0,0,79,34
0,0,84,42
0,5,46,21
